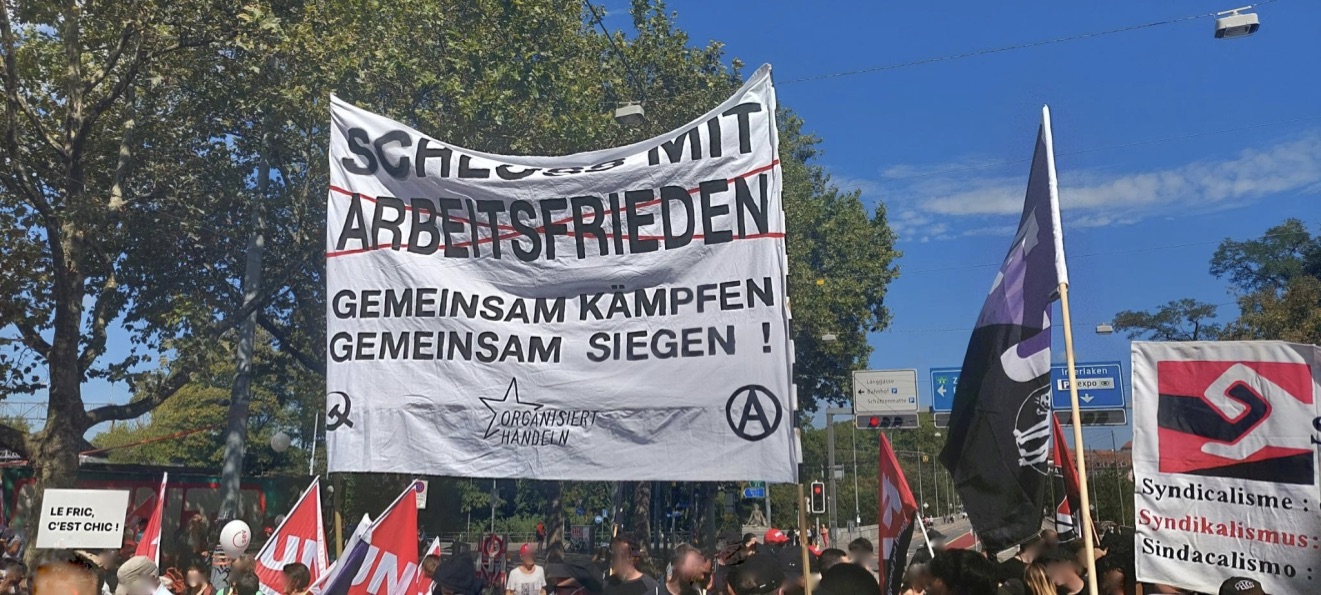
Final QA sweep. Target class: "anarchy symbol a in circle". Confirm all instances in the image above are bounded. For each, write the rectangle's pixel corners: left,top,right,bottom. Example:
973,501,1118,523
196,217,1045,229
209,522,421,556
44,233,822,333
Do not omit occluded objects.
726,385,783,442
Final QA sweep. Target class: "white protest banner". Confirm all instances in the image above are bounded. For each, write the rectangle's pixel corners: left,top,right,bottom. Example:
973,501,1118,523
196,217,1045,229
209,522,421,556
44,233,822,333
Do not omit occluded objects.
325,65,796,482
1132,341,1321,594
35,489,131,549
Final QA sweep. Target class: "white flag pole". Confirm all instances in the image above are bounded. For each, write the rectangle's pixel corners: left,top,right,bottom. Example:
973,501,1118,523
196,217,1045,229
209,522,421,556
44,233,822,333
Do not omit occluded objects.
1044,104,1099,595
915,511,935,559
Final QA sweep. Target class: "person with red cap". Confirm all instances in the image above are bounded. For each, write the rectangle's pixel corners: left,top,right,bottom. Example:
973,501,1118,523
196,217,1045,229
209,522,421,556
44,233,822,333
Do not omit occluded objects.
762,529,788,548
505,544,547,595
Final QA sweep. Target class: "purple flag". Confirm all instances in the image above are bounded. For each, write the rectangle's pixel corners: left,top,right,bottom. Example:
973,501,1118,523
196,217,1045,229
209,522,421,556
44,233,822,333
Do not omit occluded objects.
938,106,1069,551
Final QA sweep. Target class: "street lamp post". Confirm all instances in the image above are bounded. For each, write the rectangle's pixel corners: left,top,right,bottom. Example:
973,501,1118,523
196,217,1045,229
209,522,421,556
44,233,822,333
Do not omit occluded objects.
824,408,851,545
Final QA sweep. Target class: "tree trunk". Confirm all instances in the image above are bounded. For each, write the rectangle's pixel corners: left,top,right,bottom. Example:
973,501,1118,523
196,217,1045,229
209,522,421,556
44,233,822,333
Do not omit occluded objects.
631,481,653,573
24,414,83,566
25,218,90,565
544,481,565,563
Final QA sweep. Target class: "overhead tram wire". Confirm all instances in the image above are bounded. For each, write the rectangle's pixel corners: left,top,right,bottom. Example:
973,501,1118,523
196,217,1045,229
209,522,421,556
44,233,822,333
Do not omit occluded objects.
876,113,1321,184
602,0,1283,106
583,0,649,103
903,227,1315,275
777,3,1277,85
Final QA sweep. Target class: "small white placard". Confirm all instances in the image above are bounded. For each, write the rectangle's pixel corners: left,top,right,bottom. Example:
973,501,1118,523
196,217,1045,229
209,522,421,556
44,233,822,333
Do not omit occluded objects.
35,489,131,549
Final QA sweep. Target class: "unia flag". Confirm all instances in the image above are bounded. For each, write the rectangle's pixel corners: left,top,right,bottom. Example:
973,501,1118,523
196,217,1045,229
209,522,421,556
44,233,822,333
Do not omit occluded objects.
256,478,329,594
318,481,422,595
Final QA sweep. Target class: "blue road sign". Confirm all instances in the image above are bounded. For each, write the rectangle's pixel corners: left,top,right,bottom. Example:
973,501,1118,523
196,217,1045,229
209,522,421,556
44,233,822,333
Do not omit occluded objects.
930,367,962,413
930,361,1124,412
1050,361,1125,409
742,487,767,499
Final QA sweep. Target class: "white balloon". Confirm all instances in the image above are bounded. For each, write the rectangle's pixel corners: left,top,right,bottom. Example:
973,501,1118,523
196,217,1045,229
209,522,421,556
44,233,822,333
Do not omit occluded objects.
219,520,252,557
270,430,292,453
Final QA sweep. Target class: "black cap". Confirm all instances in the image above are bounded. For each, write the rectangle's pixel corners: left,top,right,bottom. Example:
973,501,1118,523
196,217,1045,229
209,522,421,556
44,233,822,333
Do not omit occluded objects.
1219,577,1267,595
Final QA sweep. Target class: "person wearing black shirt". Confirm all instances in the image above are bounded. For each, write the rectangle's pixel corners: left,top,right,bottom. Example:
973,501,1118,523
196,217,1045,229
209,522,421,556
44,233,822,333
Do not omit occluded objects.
603,533,658,595
999,535,1043,584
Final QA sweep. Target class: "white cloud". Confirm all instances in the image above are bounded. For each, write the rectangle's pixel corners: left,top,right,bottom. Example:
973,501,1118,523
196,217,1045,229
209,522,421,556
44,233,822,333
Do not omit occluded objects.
850,132,1321,241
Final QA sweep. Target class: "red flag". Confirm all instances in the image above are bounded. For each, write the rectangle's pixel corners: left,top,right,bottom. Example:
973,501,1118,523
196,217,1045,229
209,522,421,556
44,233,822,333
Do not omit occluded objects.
878,434,919,595
255,478,328,594
125,493,156,527
414,538,442,595
134,472,168,564
321,481,422,595
1051,415,1086,539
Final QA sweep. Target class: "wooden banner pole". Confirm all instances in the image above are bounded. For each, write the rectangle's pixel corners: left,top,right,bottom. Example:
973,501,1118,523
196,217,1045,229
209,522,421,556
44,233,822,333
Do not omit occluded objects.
1059,281,1099,595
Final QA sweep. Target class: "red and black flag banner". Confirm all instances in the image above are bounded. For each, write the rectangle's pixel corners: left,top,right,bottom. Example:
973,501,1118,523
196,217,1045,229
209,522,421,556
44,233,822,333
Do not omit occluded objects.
1051,415,1084,541
878,434,919,595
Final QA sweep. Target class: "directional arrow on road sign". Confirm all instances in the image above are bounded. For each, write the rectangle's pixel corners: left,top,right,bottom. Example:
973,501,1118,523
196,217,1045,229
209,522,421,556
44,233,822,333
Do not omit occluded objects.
1081,394,1094,403
937,385,947,397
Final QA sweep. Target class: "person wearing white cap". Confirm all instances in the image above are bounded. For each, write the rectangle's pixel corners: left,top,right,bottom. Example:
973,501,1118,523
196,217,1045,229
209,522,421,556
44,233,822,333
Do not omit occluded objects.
115,556,171,595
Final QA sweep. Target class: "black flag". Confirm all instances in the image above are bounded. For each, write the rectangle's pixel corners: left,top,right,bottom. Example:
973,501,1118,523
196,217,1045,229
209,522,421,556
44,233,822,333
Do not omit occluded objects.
938,106,1069,551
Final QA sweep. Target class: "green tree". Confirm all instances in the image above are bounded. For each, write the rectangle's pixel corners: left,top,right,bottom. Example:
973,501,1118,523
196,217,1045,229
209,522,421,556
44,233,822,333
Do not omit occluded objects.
1223,276,1321,345
1210,218,1318,294
90,332,315,473
0,2,304,547
1112,298,1224,341
1113,219,1321,345
1,0,901,561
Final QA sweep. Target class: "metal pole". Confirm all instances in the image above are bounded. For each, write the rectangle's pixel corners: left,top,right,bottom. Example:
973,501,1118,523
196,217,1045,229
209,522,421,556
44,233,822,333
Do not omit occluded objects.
766,483,772,528
490,479,497,534
916,453,924,514
932,462,940,518
308,416,318,476
851,422,860,526
826,412,838,544
796,472,813,595
1112,430,1125,524
220,159,268,522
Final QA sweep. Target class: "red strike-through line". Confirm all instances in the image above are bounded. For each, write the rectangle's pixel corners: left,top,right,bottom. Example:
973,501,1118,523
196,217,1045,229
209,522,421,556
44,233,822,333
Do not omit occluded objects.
325,159,782,259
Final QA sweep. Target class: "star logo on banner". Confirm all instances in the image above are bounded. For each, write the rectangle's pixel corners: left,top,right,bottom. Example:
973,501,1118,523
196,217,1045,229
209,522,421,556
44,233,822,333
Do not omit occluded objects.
480,378,543,439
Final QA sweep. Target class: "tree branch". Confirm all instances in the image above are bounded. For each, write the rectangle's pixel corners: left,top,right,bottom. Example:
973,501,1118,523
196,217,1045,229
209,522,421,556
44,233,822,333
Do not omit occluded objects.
83,247,318,425
75,38,144,155
13,91,68,159
79,273,120,373
84,359,196,425
0,422,28,459
257,315,325,377
83,22,137,95
0,5,58,223
14,321,51,359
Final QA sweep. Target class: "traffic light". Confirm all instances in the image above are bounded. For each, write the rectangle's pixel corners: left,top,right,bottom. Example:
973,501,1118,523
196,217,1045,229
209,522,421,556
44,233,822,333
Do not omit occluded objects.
809,481,826,514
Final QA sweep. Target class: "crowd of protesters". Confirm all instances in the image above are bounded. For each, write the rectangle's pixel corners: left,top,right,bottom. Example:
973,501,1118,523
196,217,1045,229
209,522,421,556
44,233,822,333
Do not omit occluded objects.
0,520,1273,594
415,524,1271,595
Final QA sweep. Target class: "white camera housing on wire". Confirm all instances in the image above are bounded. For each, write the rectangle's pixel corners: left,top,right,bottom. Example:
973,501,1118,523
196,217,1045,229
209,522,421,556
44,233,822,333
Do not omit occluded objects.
1215,7,1260,39
614,102,645,127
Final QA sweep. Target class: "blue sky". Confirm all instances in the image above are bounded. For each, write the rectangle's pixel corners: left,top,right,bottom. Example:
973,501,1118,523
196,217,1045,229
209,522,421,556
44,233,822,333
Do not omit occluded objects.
17,2,1320,453
647,0,1321,445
